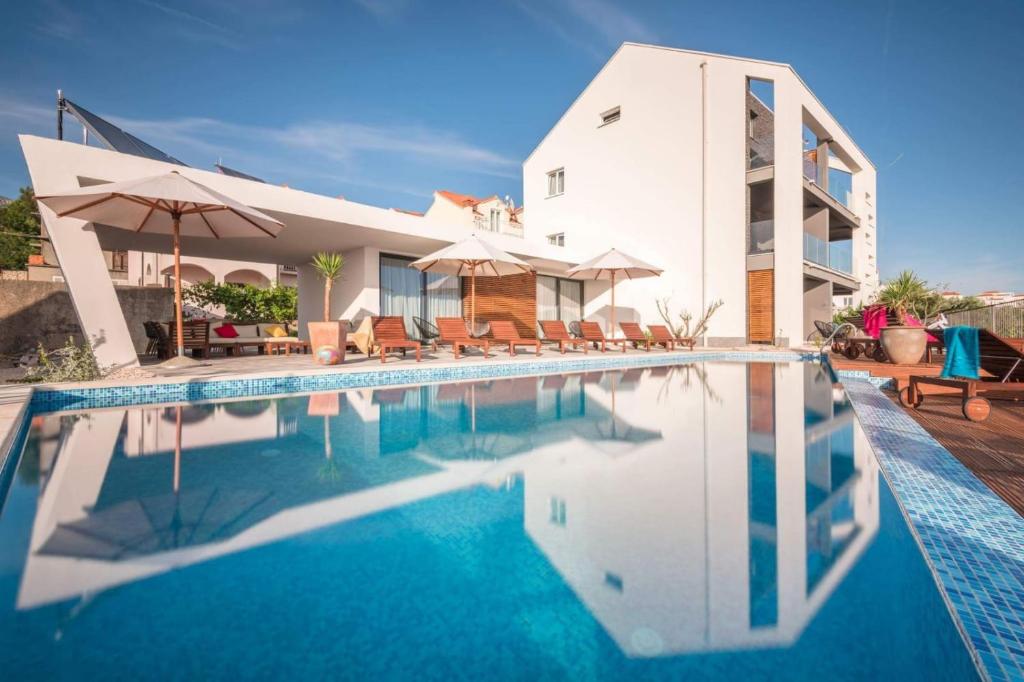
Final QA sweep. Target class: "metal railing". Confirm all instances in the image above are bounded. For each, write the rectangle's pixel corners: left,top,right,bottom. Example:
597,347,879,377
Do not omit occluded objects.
946,299,1024,338
472,216,523,238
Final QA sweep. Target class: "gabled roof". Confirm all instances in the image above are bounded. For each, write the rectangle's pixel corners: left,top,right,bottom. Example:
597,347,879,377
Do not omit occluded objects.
436,190,497,208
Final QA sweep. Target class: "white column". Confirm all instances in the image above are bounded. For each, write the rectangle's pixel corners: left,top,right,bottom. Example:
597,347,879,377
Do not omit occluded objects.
772,75,806,347
39,205,139,369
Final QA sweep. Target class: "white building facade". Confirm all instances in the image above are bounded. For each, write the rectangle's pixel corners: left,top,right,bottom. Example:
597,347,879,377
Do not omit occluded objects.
523,44,878,345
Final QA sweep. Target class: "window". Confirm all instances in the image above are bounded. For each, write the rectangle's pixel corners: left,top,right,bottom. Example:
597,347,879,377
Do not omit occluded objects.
599,106,620,126
537,275,582,324
547,232,565,247
489,208,501,232
380,254,461,337
748,112,757,139
549,497,567,526
547,168,564,197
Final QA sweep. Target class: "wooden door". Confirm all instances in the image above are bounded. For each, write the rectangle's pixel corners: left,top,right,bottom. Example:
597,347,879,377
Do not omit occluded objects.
747,270,774,343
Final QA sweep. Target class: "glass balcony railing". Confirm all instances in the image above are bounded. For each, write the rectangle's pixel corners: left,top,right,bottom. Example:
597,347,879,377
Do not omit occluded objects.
829,240,853,274
803,233,853,275
803,232,828,267
748,219,774,254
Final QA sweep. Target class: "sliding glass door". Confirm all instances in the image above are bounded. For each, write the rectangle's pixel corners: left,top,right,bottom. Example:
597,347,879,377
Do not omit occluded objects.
536,275,583,325
380,254,461,337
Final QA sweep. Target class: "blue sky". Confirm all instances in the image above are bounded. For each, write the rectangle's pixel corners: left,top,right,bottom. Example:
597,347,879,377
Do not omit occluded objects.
1,0,1021,293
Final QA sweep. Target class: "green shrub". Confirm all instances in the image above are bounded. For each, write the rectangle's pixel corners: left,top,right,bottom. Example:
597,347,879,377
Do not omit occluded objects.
22,337,103,383
183,281,298,321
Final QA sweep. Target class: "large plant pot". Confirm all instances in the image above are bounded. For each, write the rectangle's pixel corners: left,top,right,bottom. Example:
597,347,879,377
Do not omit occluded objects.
307,321,347,364
880,326,927,365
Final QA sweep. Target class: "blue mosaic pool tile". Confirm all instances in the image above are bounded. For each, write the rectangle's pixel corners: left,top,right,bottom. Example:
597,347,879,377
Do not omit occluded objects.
27,350,819,413
841,377,1024,682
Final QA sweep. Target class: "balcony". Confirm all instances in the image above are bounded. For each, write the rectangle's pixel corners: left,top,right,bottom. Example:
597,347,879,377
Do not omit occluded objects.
473,216,524,238
748,219,774,254
803,233,853,275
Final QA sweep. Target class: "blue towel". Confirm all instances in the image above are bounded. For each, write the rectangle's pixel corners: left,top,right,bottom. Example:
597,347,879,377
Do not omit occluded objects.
941,326,980,379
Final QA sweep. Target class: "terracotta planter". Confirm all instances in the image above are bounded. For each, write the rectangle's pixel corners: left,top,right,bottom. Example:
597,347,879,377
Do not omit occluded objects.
880,326,927,365
307,321,347,364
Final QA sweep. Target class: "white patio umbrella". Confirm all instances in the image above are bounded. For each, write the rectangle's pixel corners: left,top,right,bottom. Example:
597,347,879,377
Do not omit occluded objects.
36,171,283,365
410,235,534,330
566,248,663,336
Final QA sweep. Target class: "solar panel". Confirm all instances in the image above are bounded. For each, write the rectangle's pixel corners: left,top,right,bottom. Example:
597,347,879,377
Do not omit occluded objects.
215,163,265,183
63,99,187,166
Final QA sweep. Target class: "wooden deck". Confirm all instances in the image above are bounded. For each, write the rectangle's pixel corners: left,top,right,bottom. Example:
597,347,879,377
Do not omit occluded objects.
830,353,1024,516
894,393,1024,515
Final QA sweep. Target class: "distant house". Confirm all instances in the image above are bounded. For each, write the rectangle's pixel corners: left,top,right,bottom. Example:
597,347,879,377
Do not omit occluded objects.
419,190,524,238
975,291,1023,306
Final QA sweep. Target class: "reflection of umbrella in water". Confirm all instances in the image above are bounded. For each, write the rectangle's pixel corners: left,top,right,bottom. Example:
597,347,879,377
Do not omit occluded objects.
578,371,662,455
38,405,272,560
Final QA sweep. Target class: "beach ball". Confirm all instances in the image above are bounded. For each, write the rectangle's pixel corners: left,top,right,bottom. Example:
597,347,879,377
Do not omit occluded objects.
315,345,342,365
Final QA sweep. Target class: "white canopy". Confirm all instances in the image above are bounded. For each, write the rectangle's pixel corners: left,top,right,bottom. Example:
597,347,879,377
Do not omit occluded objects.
410,235,534,277
36,170,284,239
566,248,663,281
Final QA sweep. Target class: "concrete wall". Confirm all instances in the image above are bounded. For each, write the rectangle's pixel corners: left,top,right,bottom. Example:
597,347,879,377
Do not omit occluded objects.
0,280,173,356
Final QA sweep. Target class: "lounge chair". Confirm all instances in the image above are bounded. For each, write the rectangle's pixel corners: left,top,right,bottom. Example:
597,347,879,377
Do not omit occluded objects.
619,322,652,351
168,320,210,358
578,321,628,353
371,316,422,364
900,328,1024,422
539,320,588,354
436,317,490,359
648,325,695,351
489,320,541,356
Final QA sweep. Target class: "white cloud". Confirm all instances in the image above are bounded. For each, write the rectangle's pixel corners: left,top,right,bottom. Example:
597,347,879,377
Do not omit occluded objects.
512,0,658,59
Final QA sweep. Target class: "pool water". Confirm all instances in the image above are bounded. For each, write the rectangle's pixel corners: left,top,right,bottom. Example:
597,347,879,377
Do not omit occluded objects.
0,362,978,680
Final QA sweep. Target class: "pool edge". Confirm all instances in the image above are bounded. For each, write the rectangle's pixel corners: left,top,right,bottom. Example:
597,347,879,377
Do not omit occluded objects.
841,377,1023,682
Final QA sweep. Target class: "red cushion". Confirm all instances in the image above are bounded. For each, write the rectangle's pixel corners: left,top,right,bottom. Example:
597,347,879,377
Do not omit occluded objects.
214,323,238,338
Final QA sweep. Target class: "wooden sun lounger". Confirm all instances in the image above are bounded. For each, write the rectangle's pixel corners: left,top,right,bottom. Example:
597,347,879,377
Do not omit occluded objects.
539,320,588,354
900,329,1024,422
578,321,628,353
619,322,652,351
489,320,541,357
647,325,695,351
371,316,422,364
436,317,490,359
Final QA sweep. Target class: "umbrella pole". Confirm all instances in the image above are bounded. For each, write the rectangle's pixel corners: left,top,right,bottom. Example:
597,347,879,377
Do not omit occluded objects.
173,216,184,357
173,405,182,493
610,270,616,337
471,264,477,330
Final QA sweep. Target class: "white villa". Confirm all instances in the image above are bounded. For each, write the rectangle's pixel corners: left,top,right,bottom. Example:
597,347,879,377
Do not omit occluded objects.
18,43,878,370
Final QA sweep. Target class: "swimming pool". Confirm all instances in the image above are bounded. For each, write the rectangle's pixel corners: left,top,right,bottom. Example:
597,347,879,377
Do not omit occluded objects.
0,361,979,679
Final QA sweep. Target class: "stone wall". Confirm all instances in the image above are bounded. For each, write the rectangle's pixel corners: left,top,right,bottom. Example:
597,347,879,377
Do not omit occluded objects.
0,280,173,355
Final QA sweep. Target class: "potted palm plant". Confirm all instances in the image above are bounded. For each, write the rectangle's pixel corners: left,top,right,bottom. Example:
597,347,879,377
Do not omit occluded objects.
307,252,347,363
877,270,929,365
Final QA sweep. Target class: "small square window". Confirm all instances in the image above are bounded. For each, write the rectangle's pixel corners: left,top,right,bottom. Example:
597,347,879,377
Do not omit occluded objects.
600,106,621,126
547,168,564,197
547,232,565,247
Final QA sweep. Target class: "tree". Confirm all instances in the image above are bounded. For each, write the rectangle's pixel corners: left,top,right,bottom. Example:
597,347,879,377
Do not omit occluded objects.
311,252,344,322
183,281,297,321
0,187,41,270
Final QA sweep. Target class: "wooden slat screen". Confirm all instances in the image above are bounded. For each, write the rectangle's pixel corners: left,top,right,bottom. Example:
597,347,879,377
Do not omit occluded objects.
463,272,537,338
747,269,774,343
747,362,775,435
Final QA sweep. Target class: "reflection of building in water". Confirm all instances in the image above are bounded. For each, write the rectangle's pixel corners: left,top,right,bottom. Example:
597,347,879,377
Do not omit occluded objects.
16,362,877,660
523,362,877,656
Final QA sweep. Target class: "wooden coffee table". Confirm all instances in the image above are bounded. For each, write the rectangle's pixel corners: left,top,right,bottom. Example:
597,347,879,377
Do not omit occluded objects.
265,340,310,356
